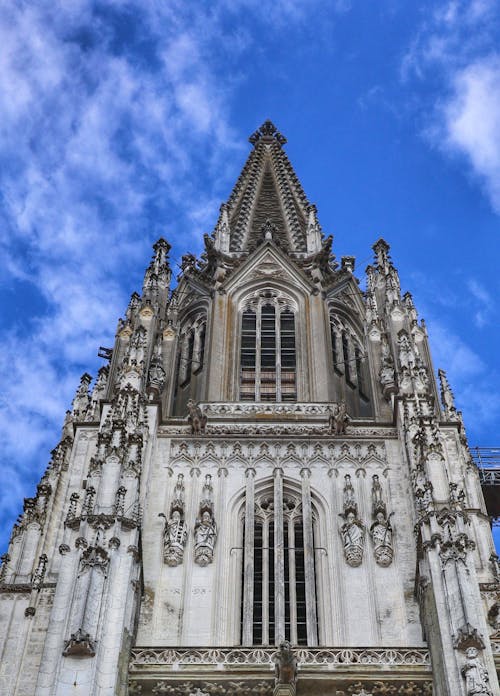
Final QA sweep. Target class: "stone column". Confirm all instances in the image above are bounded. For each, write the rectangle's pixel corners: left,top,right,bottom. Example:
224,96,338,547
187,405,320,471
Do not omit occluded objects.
274,467,285,644
242,468,255,646
301,467,318,646
288,518,297,645
262,518,270,645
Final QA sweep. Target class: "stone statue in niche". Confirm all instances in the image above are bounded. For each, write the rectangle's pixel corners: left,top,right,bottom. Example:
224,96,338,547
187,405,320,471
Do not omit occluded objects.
147,337,166,399
461,647,493,696
330,400,349,435
340,511,366,567
274,640,297,685
379,334,397,399
161,474,188,567
163,509,188,567
369,474,394,567
339,473,365,567
370,512,394,567
194,474,217,566
343,474,356,512
187,399,207,435
487,603,500,636
194,510,217,566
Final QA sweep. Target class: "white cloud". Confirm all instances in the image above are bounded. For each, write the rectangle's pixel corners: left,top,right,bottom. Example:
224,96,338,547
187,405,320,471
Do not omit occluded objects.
427,319,485,379
441,57,500,212
402,0,500,214
0,0,337,550
426,318,500,439
467,278,494,327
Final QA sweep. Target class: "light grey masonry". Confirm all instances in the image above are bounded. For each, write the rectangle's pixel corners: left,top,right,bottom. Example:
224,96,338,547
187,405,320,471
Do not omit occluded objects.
0,121,498,696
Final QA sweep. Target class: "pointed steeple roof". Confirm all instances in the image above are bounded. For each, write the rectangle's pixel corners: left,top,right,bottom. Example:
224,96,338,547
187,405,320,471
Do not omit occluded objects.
213,120,323,256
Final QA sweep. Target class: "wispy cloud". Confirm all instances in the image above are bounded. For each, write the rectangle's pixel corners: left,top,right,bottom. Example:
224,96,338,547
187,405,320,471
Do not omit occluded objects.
467,278,494,327
0,0,335,549
402,0,500,213
427,317,500,437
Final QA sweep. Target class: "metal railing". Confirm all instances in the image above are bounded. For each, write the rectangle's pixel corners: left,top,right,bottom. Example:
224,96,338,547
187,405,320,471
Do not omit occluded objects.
471,447,500,485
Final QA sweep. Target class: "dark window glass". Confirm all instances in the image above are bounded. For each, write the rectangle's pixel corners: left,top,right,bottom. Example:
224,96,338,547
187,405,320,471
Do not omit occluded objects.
196,323,206,373
342,331,352,384
240,310,257,400
355,345,365,395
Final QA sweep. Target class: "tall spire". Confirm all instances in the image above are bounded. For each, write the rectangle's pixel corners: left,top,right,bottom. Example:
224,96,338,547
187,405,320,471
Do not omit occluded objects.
212,120,320,255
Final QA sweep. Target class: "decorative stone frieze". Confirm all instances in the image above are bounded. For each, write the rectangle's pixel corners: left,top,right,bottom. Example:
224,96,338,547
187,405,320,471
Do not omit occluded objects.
129,646,431,668
169,439,387,469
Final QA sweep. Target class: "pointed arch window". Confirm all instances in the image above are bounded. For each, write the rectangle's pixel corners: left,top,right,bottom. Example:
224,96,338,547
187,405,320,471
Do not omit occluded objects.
176,315,207,389
240,485,318,647
240,298,296,402
329,311,371,413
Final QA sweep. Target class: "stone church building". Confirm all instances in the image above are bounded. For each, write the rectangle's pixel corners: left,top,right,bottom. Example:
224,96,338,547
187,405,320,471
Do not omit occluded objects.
1,121,499,696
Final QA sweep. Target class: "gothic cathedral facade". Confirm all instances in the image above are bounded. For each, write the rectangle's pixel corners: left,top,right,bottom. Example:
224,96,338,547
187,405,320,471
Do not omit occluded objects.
1,122,499,696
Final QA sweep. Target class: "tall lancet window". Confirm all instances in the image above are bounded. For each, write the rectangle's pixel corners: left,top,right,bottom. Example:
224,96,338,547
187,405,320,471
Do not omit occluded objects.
239,296,297,402
240,486,318,647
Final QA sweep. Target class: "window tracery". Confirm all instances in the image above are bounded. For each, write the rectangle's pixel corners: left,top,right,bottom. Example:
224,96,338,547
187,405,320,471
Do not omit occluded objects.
177,315,207,389
239,291,297,402
240,486,318,647
329,314,369,402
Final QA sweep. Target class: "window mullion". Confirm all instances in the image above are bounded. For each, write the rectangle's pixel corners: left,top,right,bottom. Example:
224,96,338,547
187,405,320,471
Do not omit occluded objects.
276,306,281,402
255,305,261,401
262,517,269,645
274,468,285,644
242,469,255,646
288,517,298,645
301,469,318,646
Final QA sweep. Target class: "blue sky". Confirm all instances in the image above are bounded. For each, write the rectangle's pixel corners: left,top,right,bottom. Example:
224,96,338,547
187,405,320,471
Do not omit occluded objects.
1,0,499,553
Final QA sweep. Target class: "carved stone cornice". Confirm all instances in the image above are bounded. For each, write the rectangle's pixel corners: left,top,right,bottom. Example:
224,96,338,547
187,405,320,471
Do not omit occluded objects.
168,440,387,469
129,646,431,670
0,582,57,594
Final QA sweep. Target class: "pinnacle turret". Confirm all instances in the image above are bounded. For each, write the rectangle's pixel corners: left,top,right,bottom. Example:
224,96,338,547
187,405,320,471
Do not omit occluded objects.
212,120,321,255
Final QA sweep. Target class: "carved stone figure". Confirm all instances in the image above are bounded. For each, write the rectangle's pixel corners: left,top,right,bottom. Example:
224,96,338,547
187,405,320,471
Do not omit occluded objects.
187,399,207,435
274,640,297,685
194,510,217,566
340,512,365,567
487,603,500,635
461,647,493,696
163,509,188,567
162,474,188,566
379,334,396,398
330,400,349,435
370,512,394,567
371,474,385,514
343,474,357,514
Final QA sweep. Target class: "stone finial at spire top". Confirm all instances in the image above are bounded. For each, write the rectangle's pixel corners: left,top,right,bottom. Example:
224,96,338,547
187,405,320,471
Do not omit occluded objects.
143,237,172,297
249,120,287,147
372,238,392,271
148,237,171,272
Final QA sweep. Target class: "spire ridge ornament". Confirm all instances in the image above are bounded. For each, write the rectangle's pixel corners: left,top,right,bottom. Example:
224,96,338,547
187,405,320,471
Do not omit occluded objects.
249,120,287,147
438,368,458,420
